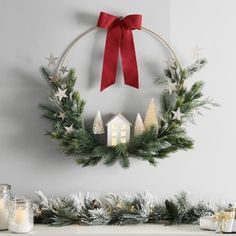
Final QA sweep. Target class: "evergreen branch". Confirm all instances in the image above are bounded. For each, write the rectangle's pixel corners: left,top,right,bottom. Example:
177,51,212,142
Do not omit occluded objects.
34,191,216,226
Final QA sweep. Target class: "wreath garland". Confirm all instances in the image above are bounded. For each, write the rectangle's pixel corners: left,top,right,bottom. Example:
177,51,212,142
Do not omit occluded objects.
40,57,216,168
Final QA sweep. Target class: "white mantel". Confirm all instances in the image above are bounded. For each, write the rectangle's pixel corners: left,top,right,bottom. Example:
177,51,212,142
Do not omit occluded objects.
0,224,220,235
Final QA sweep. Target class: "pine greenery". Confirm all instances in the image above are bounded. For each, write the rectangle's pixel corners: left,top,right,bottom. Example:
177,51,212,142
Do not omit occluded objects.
34,191,215,226
39,59,217,168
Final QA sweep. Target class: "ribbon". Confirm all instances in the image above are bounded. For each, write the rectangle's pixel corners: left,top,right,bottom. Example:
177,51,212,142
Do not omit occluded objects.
97,12,142,91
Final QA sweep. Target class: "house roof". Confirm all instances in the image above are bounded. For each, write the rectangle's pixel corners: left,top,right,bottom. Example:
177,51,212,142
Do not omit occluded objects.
105,113,132,126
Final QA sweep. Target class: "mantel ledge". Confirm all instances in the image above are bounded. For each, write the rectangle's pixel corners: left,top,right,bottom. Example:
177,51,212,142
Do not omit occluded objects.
0,224,223,236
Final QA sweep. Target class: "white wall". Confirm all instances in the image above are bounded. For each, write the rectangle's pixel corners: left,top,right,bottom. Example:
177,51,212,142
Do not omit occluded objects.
0,0,235,202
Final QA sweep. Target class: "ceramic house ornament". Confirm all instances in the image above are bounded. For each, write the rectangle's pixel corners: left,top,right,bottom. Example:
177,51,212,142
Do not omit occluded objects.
106,113,132,146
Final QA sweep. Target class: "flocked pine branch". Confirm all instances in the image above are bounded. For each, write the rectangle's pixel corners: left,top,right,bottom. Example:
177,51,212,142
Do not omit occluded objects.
34,191,217,226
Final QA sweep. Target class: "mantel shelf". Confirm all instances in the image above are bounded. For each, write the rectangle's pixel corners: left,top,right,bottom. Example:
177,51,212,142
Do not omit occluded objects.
0,224,224,236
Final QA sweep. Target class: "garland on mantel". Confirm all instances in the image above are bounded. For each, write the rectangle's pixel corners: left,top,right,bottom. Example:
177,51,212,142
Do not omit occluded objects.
33,191,221,226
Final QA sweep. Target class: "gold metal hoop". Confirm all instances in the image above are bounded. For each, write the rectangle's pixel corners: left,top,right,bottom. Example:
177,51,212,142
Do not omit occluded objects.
55,26,182,74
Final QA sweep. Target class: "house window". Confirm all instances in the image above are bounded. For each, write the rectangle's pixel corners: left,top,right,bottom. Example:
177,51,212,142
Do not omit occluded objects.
120,137,126,143
112,130,117,137
112,137,117,146
121,125,126,130
121,130,126,137
112,124,118,130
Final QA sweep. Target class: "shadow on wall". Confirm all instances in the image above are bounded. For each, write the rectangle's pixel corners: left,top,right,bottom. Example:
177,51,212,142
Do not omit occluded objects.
73,11,98,27
1,68,71,165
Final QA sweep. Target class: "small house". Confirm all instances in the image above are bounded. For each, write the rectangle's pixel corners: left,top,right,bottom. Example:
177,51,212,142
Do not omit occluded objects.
105,113,132,146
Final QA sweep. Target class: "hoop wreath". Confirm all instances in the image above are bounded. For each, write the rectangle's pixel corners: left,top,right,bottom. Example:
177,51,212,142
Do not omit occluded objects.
40,12,216,168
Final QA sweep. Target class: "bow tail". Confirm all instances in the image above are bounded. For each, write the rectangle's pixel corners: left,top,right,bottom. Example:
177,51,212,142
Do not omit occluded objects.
100,26,121,91
120,28,139,89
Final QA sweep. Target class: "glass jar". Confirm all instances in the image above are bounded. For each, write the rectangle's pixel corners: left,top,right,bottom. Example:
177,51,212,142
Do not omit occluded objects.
8,198,33,234
0,184,11,230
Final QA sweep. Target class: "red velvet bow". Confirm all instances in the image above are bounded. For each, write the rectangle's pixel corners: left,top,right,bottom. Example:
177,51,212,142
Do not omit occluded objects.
97,12,142,91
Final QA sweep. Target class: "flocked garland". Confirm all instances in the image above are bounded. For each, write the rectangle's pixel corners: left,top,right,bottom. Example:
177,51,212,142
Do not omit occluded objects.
34,191,218,226
40,58,217,168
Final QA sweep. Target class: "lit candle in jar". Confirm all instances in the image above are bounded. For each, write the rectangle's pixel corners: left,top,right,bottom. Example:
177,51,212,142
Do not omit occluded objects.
0,198,9,230
0,198,5,210
8,198,33,234
0,184,11,231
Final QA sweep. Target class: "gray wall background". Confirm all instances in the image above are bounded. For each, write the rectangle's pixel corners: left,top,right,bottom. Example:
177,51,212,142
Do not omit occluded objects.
0,0,235,201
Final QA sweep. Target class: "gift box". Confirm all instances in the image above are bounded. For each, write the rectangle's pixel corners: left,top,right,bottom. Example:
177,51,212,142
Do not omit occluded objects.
200,216,216,231
200,211,236,233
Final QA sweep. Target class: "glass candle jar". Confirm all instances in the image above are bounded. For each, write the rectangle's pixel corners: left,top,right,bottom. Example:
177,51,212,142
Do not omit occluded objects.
8,198,33,234
0,184,11,230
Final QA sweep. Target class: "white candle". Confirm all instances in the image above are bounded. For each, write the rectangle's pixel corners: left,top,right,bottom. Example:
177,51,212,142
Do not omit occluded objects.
0,198,9,230
15,207,28,224
0,199,4,210
8,202,33,234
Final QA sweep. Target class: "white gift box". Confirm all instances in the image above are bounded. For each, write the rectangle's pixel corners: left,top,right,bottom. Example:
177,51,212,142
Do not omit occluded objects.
200,216,216,231
200,215,236,233
232,219,236,232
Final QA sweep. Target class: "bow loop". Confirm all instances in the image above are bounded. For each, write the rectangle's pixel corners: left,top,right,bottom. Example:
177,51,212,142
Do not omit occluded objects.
97,12,142,91
97,12,118,30
122,15,142,30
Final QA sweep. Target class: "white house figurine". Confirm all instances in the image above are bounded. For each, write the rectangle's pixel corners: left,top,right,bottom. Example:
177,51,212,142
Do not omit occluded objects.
105,113,132,146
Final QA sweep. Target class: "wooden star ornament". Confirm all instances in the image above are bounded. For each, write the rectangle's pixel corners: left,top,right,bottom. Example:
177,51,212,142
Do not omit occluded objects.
49,73,60,82
55,88,67,101
172,108,184,121
46,52,58,67
65,125,74,134
192,45,203,59
58,112,65,120
60,66,68,74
